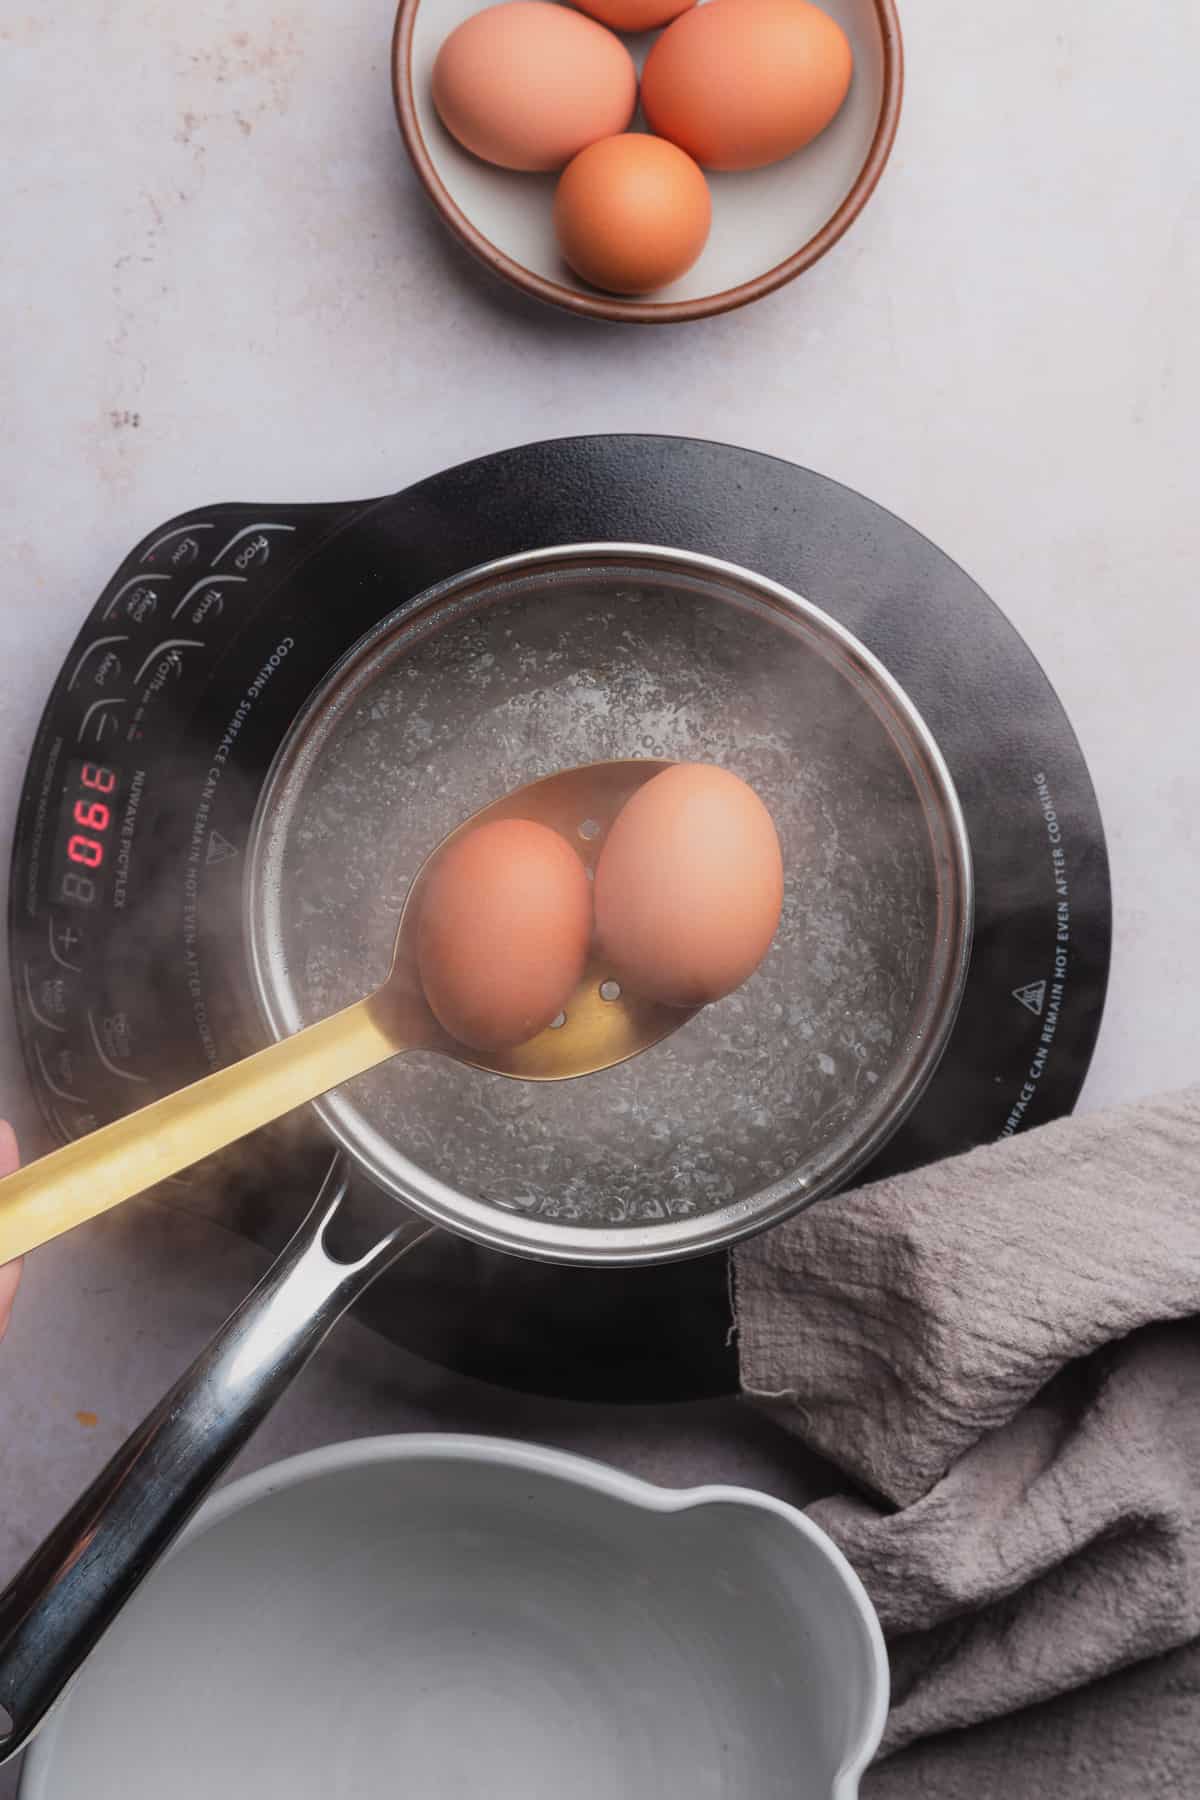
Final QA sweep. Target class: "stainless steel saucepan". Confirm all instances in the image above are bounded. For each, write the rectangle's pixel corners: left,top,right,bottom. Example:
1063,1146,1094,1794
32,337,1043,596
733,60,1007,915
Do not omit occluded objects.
0,545,973,1759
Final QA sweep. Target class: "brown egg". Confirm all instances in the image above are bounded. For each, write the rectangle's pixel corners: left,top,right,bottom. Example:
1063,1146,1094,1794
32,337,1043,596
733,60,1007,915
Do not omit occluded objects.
554,134,711,295
570,0,697,31
432,2,637,174
417,818,591,1051
594,764,784,1008
641,0,853,172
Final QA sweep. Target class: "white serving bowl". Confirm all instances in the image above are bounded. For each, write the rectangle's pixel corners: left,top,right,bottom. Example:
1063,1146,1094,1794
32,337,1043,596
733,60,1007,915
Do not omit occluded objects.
20,1435,888,1798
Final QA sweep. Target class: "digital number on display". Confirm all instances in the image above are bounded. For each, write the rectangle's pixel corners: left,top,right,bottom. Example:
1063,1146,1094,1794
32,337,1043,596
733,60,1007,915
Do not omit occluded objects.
55,761,119,907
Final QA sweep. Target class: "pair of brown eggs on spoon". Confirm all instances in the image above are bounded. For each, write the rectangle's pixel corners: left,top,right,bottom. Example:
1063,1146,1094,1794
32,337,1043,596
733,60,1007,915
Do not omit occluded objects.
419,758,784,1057
0,760,783,1264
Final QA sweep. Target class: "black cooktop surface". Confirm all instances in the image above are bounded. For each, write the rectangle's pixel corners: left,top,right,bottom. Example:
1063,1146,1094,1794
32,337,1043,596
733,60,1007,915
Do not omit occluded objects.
8,437,1110,1400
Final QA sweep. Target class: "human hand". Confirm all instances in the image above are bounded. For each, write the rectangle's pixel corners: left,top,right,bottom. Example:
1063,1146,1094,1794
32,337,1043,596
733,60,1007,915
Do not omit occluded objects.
0,1121,20,1339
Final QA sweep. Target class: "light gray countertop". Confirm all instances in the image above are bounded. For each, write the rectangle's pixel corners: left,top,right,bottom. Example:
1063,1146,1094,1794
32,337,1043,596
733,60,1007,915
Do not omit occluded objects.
2,1,1198,1793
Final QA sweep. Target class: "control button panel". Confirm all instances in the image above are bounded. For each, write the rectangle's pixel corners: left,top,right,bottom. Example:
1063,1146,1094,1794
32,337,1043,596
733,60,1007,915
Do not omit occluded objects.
23,959,71,1033
48,913,85,970
67,635,127,691
139,522,216,568
16,500,330,1155
69,509,308,758
210,521,296,572
102,573,171,625
76,698,126,747
87,1006,150,1085
170,573,245,627
47,1104,102,1144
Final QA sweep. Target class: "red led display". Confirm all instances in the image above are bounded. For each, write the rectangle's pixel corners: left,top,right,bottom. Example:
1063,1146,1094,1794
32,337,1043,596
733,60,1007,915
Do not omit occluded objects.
56,761,120,906
66,763,116,869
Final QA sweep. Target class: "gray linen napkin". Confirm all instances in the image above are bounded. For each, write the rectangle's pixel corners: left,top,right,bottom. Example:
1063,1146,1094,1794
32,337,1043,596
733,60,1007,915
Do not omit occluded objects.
734,1085,1200,1755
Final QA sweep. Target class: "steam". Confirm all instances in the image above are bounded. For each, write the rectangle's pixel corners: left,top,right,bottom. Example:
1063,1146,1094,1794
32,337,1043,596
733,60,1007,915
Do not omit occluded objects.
257,569,940,1232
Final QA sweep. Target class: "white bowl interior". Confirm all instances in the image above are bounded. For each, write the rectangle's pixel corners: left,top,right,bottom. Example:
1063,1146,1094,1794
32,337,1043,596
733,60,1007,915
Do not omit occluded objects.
407,0,888,304
22,1442,885,1798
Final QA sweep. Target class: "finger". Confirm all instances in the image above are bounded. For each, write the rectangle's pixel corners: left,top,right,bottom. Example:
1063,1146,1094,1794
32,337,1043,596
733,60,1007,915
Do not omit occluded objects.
0,1118,17,1177
0,1119,21,1337
0,1259,18,1336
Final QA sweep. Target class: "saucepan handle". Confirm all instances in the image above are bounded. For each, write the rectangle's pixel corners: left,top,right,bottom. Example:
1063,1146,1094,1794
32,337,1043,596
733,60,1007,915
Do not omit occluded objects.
0,1156,431,1762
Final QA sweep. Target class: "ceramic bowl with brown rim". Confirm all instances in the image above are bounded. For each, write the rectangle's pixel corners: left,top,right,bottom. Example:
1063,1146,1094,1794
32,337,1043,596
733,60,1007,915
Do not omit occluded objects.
393,0,903,324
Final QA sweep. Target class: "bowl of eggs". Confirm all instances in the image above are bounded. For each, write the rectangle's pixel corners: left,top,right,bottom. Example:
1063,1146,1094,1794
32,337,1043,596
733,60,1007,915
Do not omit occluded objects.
393,0,903,321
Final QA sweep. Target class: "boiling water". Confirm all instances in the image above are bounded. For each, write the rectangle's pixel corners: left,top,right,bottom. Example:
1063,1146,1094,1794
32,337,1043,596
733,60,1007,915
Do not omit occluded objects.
265,573,939,1227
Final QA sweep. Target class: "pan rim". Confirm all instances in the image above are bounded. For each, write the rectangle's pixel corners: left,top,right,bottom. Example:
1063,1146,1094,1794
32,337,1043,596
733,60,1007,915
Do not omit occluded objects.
245,542,974,1266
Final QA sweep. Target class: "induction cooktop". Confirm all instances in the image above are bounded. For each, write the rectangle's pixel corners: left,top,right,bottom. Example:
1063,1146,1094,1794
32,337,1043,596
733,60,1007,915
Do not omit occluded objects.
7,436,1111,1401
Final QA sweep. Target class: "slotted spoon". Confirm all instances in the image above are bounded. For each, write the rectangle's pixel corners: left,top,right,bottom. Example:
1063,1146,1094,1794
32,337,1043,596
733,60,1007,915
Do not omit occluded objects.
0,759,691,1266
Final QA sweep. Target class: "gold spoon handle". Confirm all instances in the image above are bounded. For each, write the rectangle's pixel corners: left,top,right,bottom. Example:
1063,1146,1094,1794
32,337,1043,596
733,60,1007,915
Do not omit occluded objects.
0,996,404,1264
